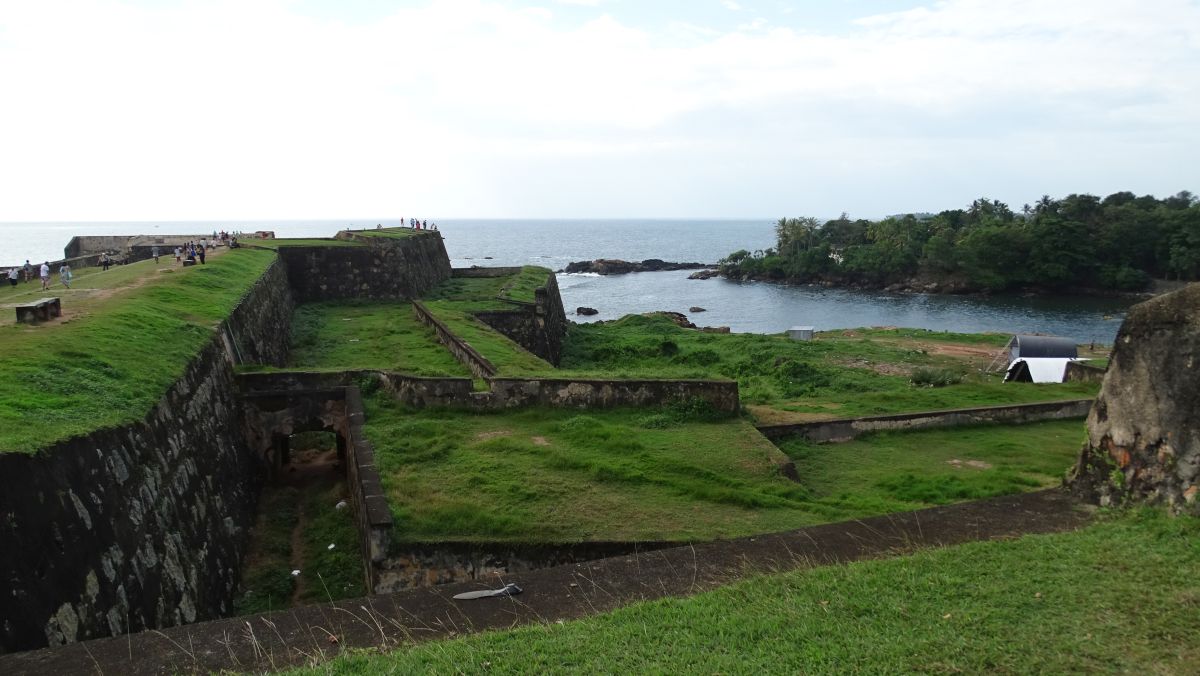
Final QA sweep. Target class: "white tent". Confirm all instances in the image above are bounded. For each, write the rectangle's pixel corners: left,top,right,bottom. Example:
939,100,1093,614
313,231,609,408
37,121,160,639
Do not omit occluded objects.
1004,358,1082,384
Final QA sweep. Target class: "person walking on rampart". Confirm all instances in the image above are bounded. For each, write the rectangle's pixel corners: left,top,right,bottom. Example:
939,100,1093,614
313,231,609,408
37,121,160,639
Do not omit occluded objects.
7,267,18,288
39,262,50,290
101,252,110,271
174,246,182,263
198,246,206,264
22,260,31,282
152,246,160,263
59,263,72,289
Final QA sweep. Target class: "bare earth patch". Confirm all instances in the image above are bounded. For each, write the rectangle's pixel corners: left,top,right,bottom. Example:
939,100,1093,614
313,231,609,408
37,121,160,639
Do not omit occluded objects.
947,458,994,470
474,430,512,442
530,436,550,446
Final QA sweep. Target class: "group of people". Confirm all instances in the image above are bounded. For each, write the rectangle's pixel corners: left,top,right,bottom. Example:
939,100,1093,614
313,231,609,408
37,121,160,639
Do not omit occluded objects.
169,239,214,265
401,217,437,230
6,260,74,291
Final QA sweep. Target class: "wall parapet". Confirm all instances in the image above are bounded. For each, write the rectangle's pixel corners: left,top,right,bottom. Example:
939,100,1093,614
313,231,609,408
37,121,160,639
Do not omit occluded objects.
756,399,1095,443
411,301,498,378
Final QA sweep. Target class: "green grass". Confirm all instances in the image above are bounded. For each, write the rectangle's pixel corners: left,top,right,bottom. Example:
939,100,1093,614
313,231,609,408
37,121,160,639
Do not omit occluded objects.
498,266,552,304
248,239,363,249
0,249,276,452
360,395,1084,544
286,301,469,376
777,419,1085,516
361,393,809,544
290,510,1200,675
560,314,1099,419
420,301,553,375
346,227,422,240
296,481,367,604
233,486,300,615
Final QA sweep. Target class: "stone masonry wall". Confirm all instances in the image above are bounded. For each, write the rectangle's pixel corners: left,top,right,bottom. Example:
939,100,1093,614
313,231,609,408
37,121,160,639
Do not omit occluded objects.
0,257,294,653
757,399,1095,443
277,232,451,302
486,377,740,413
1071,283,1200,514
473,271,569,365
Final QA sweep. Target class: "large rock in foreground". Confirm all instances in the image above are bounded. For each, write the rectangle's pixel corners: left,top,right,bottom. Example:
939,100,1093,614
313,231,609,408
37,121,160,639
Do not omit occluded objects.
1071,283,1200,514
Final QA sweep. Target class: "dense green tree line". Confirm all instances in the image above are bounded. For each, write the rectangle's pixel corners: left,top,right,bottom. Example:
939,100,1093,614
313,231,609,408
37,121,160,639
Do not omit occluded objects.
720,191,1200,292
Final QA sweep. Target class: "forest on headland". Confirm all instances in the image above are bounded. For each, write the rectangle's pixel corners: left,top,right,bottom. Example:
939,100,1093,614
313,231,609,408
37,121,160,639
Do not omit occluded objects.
719,191,1200,294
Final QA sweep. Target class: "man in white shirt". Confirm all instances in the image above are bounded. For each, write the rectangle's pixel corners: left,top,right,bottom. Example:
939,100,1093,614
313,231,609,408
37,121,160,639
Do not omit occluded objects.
39,262,50,290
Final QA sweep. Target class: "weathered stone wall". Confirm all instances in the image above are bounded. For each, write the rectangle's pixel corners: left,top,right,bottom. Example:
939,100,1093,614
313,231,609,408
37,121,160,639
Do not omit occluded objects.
375,541,672,593
276,232,451,302
1063,360,1107,384
757,399,1095,443
342,387,393,591
0,258,293,653
1071,283,1200,514
473,271,569,365
411,301,498,378
487,377,740,413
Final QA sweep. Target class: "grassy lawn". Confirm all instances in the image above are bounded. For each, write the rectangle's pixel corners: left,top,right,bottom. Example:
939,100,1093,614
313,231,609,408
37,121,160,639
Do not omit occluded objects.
360,394,1084,544
498,266,552,304
361,392,808,544
0,248,276,453
291,510,1200,675
420,301,554,375
248,239,362,249
346,227,422,240
287,301,470,377
777,419,1085,517
561,314,1101,420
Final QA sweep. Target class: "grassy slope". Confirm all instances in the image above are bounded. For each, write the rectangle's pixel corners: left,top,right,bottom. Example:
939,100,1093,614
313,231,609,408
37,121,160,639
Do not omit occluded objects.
420,301,553,375
287,301,470,377
293,511,1200,675
249,239,362,249
778,419,1085,516
361,394,1084,543
347,228,421,240
498,266,551,304
0,249,275,452
561,315,1099,417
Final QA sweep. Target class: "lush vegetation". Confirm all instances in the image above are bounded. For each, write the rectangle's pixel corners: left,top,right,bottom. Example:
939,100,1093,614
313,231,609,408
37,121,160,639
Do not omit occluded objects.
346,227,422,240
720,191,1200,292
560,314,1099,420
499,266,553,304
293,510,1200,675
360,390,1083,543
0,249,275,452
249,238,362,249
287,301,470,376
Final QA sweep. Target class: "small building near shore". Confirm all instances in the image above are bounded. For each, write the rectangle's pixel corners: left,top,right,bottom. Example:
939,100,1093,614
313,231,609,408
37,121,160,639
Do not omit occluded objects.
1006,334,1078,361
1004,357,1082,383
787,326,815,341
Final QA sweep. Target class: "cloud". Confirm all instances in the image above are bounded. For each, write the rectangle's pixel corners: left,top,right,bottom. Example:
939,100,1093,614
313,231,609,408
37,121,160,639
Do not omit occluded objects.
722,0,743,10
0,0,1196,219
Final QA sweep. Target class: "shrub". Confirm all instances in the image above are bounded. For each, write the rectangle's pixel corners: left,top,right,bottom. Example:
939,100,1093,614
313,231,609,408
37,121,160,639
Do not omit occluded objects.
910,367,964,387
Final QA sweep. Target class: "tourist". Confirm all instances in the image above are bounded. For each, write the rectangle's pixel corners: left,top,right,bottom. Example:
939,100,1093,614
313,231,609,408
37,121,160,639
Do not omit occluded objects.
22,260,31,282
152,245,160,263
198,246,206,265
101,252,110,271
7,267,18,287
39,262,50,290
175,246,182,263
59,263,72,289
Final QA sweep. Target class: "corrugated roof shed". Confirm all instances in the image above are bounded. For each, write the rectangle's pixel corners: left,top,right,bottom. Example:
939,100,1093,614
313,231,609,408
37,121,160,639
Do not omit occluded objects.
1007,335,1078,359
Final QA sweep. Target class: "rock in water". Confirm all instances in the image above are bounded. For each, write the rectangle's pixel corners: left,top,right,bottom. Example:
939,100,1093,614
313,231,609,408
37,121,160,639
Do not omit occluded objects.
688,269,720,280
1070,283,1200,514
689,306,706,313
576,306,599,316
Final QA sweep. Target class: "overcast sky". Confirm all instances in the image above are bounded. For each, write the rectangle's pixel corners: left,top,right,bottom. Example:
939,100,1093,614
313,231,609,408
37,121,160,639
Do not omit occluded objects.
0,0,1197,221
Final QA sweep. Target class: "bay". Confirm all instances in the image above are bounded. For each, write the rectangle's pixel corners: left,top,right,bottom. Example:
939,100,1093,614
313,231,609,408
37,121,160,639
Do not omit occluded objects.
0,218,1133,342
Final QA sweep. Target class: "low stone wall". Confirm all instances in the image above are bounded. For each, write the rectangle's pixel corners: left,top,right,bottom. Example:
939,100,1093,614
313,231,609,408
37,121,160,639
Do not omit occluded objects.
1064,361,1107,383
376,541,672,593
277,231,451,302
473,271,569,365
757,399,1095,443
487,377,740,413
411,300,498,378
342,387,394,591
0,257,293,653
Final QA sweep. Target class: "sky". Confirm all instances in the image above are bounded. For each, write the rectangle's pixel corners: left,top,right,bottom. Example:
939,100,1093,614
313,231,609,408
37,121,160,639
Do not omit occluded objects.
0,0,1197,221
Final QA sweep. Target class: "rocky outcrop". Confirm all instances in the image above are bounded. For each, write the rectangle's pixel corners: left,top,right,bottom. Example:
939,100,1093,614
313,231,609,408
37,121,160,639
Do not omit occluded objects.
562,259,713,275
688,269,720,280
576,307,598,316
1070,283,1199,514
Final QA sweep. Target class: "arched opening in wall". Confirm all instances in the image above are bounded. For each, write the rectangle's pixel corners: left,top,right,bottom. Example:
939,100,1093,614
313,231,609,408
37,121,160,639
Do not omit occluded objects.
233,427,366,616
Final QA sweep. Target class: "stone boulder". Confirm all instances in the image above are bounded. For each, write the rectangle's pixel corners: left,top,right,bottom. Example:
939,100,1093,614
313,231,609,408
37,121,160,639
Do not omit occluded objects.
688,269,720,280
1070,283,1200,514
689,306,706,313
576,307,599,316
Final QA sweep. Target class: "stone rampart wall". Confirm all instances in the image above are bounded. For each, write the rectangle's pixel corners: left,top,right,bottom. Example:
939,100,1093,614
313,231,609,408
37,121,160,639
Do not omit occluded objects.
472,271,569,365
276,232,451,302
757,399,1094,443
0,258,294,653
486,377,740,413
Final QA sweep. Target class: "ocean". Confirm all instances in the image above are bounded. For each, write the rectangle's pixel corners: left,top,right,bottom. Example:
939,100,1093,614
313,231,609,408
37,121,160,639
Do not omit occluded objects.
0,218,1131,342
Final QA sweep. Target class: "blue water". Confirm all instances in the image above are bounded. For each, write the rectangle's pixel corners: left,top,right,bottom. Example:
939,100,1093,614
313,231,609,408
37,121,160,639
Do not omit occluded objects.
0,218,1133,342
